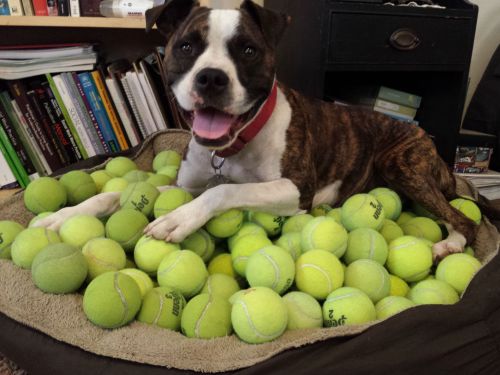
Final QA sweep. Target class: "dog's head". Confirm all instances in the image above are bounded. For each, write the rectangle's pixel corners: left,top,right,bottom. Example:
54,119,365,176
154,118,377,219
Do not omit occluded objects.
146,0,288,149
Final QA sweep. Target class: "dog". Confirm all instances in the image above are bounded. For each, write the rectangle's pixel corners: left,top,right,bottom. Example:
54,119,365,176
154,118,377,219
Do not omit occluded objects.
36,0,496,261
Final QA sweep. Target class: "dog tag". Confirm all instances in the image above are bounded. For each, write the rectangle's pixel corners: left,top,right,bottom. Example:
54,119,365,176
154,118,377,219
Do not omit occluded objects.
206,151,232,188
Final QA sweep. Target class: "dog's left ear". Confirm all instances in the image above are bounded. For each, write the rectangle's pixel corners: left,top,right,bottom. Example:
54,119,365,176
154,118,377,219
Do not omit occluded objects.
146,0,199,37
240,0,290,48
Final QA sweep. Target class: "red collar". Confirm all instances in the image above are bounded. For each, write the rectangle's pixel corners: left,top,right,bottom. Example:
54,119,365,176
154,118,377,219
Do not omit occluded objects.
215,80,278,158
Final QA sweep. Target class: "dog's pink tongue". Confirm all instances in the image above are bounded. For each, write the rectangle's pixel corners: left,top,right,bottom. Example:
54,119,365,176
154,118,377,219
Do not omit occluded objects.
193,108,235,140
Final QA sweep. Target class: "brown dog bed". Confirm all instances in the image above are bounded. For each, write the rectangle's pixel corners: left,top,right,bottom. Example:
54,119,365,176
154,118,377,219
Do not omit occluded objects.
0,130,499,375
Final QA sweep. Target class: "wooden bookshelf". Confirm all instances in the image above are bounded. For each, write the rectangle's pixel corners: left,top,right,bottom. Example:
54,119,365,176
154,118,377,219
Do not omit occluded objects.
0,16,148,29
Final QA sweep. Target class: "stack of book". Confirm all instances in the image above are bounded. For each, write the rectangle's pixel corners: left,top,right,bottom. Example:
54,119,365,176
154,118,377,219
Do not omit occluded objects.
0,0,107,17
372,86,421,125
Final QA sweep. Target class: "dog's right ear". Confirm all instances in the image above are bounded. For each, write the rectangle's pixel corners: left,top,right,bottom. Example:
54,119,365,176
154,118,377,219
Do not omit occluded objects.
146,0,199,38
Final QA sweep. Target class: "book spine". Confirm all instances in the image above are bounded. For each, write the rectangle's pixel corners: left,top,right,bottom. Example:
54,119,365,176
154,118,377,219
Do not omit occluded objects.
45,73,88,159
62,72,106,155
124,72,156,136
32,0,48,15
69,0,79,16
57,0,69,15
69,72,109,154
374,99,417,119
91,70,130,150
52,74,96,158
20,0,33,15
378,86,422,109
120,75,147,139
0,0,11,15
79,0,101,17
78,72,120,152
46,0,58,15
0,122,29,187
0,147,18,188
7,0,23,15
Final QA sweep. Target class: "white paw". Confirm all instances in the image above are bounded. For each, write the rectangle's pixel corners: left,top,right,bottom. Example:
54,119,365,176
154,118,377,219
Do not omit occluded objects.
432,240,464,263
32,207,78,232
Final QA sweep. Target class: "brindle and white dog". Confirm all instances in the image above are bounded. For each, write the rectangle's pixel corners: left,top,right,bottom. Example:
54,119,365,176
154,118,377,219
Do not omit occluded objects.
36,0,496,261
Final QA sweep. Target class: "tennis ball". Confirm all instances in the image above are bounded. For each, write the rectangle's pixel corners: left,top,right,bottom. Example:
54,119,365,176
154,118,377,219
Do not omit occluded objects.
282,291,323,330
208,253,236,278
396,211,417,226
11,227,61,269
90,170,114,193
201,273,240,300
435,253,481,294
157,166,179,180
105,156,138,177
123,170,150,183
401,217,443,243
311,204,333,217
153,188,193,219
326,208,342,223
231,287,288,344
231,234,273,277
181,229,215,262
412,202,439,220
137,286,186,330
464,246,475,257
295,249,344,300
368,187,402,221
205,209,244,238
82,238,127,281
248,211,285,237
133,236,179,275
389,274,410,297
282,214,314,234
181,294,232,339
246,245,295,295
379,219,404,244
323,287,376,327
375,296,416,319
31,243,87,294
343,228,388,265
157,250,208,298
0,220,24,259
29,212,53,227
408,279,459,305
341,194,385,231
59,214,105,248
59,170,98,206
344,259,390,303
102,177,129,193
120,268,154,297
146,174,172,187
83,271,142,328
274,232,302,260
301,216,348,258
24,177,67,214
228,222,267,251
153,150,182,172
120,181,159,217
386,235,433,282
450,198,482,224
105,209,149,252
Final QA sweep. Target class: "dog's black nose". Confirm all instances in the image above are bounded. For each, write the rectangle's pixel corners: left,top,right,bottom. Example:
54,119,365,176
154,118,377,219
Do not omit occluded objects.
195,68,229,94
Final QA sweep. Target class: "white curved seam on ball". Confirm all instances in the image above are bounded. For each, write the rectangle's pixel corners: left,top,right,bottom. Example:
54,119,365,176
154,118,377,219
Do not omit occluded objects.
84,251,121,269
259,250,281,291
157,252,183,277
195,298,212,338
238,300,282,339
114,273,129,326
153,291,165,326
287,295,322,322
368,231,375,259
299,264,332,292
325,291,359,303
304,219,323,249
391,240,420,251
359,259,387,297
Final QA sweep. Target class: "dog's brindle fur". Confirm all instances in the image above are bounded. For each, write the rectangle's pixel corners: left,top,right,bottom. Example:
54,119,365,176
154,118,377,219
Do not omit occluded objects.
36,0,487,261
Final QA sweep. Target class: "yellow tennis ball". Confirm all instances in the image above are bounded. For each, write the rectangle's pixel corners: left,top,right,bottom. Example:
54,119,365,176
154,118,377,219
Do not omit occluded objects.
123,170,150,183
105,156,138,177
201,273,240,300
83,271,142,328
31,243,88,294
24,177,67,214
59,214,105,248
181,229,215,262
0,220,24,259
120,181,159,217
310,204,333,217
401,217,443,243
157,250,208,298
146,174,172,187
105,209,149,252
248,211,285,236
322,287,376,327
282,214,314,234
412,202,438,220
326,208,342,223
153,150,182,172
102,177,129,193
301,216,348,258
386,235,433,282
389,274,410,297
230,234,272,277
282,291,322,330
137,286,186,330
133,235,179,275
295,249,344,300
450,198,482,224
228,222,267,251
246,245,295,295
231,287,288,344
29,212,53,227
375,296,416,319
341,194,385,231
82,238,127,281
379,219,404,244
344,259,390,303
120,268,154,297
59,170,98,206
408,279,459,305
11,227,61,269
464,246,475,257
153,187,193,219
208,253,236,278
157,165,179,180
435,253,481,294
368,187,402,221
205,209,244,238
90,170,114,193
181,294,232,339
396,211,417,226
274,232,302,261
343,228,388,265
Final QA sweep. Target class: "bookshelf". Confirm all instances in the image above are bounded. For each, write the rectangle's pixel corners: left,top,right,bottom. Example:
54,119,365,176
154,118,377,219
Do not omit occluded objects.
0,16,150,29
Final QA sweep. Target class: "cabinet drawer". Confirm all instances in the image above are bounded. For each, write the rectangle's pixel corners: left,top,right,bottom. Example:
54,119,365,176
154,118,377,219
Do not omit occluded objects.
327,12,470,65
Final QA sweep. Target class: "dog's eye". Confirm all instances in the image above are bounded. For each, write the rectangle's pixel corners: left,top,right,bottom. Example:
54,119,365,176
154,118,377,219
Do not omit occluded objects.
180,42,193,55
243,46,256,57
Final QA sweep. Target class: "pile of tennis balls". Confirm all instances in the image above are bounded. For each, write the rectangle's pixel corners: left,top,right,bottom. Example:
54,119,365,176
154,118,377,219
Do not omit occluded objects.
0,150,485,345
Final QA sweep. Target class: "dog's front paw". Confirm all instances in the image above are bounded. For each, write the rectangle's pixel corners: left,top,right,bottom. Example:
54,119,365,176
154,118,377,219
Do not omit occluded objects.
32,207,79,232
432,240,464,263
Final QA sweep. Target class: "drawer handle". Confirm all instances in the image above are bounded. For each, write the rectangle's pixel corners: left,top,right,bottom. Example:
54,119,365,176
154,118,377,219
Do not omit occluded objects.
389,29,421,51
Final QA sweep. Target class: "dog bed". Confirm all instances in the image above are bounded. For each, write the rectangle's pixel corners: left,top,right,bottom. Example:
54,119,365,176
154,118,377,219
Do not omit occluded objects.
0,129,499,375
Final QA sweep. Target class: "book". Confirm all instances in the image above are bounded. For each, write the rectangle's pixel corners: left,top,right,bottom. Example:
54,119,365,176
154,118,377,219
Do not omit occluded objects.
79,0,102,16
91,70,130,150
378,86,422,109
57,0,69,15
69,0,79,16
21,0,34,15
0,148,17,188
32,0,49,15
7,0,23,15
374,99,417,119
125,71,157,136
46,0,58,15
0,121,29,187
78,72,120,152
0,44,94,59
0,0,10,14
